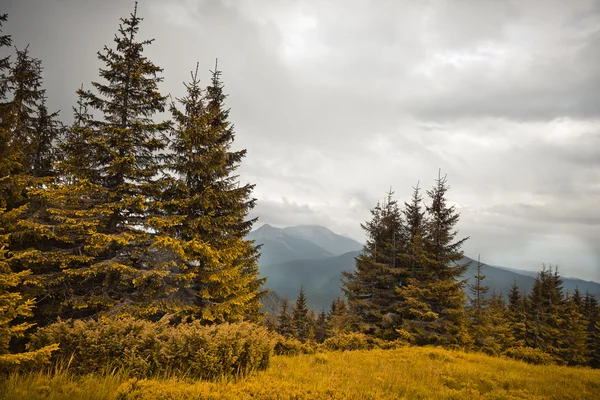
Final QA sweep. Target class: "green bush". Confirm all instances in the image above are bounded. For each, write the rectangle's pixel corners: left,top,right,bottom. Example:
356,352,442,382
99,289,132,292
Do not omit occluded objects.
503,346,555,366
271,334,316,356
28,317,273,379
322,333,402,351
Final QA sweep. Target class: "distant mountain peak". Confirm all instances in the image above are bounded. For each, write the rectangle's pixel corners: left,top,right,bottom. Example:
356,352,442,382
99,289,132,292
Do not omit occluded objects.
251,224,283,240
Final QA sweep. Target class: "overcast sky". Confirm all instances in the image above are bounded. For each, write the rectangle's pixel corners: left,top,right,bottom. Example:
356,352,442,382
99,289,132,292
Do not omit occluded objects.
3,0,599,281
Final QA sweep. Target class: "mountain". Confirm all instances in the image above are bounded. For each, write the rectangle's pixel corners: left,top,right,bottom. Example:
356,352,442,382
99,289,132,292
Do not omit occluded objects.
260,251,360,310
247,224,333,266
462,256,600,297
260,250,600,311
281,225,363,257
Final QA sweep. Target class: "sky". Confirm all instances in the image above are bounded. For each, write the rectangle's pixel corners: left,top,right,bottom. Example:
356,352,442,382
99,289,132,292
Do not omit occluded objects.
2,0,599,281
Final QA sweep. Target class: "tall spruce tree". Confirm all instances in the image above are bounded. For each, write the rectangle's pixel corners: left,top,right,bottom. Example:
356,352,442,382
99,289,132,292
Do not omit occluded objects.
507,281,527,346
483,292,514,355
276,298,294,337
314,309,328,343
342,190,406,339
466,255,492,350
292,287,312,342
397,171,470,346
400,182,426,279
18,3,174,321
560,290,588,366
0,31,64,327
0,13,58,372
161,61,264,323
583,292,600,368
526,266,566,363
327,297,352,336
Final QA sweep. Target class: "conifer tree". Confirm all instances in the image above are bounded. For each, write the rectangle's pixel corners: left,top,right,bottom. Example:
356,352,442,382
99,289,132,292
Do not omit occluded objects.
583,292,600,368
560,291,588,366
276,298,294,337
0,14,58,372
343,190,406,339
507,281,527,346
400,182,426,279
0,18,64,326
466,256,491,350
292,287,312,342
160,61,264,323
397,171,470,346
327,297,352,336
483,292,514,355
0,45,62,214
17,3,174,321
314,309,328,343
467,256,489,325
526,266,565,362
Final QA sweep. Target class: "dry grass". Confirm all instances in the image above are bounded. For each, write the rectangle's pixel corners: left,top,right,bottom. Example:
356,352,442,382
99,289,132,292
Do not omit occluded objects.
2,346,599,399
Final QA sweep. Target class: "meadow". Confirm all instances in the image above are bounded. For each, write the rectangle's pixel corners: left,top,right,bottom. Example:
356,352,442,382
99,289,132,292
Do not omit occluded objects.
2,346,599,400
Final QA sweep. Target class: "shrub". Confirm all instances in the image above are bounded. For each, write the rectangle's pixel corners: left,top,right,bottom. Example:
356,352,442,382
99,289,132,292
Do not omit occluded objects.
323,332,372,351
271,334,316,356
503,346,555,366
28,316,273,379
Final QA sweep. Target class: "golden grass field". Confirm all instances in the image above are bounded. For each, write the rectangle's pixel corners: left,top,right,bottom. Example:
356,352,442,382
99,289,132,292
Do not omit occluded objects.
2,346,599,400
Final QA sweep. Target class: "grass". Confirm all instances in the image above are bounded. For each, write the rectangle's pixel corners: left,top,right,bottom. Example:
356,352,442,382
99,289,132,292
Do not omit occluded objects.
1,346,599,399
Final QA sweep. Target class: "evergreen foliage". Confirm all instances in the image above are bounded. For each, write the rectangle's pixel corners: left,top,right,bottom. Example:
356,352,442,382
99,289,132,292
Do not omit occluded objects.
397,172,470,346
342,190,406,339
292,287,312,342
276,298,293,337
583,292,600,367
0,15,58,372
162,61,264,323
327,297,352,337
14,3,174,321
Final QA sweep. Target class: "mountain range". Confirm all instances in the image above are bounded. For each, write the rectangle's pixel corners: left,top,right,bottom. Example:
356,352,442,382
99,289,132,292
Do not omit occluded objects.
250,224,600,311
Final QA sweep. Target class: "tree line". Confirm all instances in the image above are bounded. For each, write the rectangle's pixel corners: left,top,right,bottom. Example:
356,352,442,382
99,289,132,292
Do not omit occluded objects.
271,180,600,368
0,4,264,366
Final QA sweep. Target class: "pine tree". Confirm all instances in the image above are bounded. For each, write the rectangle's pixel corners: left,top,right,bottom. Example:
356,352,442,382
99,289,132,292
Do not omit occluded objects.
342,190,406,339
327,297,352,336
466,255,492,350
483,292,514,355
0,17,65,327
526,266,565,363
0,14,58,372
507,281,527,346
314,309,328,343
276,298,294,337
292,287,311,342
559,290,588,366
400,182,426,279
18,3,174,321
583,292,600,368
160,61,264,323
397,171,470,346
467,255,489,325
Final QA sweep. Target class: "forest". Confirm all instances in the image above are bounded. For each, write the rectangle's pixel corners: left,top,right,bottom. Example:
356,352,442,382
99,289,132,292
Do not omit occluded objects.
0,3,599,399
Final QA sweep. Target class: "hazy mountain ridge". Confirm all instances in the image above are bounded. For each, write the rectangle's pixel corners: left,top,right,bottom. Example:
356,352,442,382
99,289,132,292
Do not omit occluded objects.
252,225,600,311
247,224,334,266
281,225,363,256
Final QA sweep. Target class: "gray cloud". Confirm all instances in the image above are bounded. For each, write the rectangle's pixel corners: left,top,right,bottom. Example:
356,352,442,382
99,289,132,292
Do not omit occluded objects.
3,0,599,280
